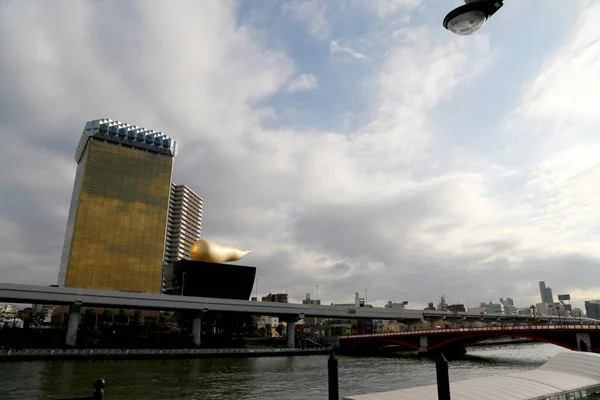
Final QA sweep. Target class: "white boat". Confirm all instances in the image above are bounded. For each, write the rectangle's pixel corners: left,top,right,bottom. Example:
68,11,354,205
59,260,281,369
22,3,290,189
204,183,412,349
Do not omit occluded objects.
345,352,600,400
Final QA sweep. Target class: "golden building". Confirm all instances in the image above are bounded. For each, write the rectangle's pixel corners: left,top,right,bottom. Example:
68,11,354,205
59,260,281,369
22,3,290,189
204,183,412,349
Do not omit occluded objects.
58,119,177,294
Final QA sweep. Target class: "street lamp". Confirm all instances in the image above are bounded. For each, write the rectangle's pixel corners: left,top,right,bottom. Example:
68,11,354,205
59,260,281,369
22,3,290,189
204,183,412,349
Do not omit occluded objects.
181,271,186,296
443,0,504,36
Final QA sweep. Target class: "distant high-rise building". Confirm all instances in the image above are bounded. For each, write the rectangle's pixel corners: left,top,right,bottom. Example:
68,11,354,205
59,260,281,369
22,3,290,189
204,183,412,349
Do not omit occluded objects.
539,281,554,304
302,293,321,305
585,301,600,320
162,184,203,283
58,119,177,294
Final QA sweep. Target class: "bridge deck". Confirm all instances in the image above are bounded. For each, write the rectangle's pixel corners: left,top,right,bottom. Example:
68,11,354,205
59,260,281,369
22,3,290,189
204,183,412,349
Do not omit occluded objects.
345,352,600,400
341,324,600,339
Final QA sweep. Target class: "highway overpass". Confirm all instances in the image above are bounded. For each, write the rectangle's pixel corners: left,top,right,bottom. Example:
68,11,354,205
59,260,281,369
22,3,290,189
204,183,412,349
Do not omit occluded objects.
0,283,593,324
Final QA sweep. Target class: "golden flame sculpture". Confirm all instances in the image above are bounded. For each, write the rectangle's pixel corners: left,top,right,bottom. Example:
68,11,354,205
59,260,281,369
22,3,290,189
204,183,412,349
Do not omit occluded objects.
189,239,252,264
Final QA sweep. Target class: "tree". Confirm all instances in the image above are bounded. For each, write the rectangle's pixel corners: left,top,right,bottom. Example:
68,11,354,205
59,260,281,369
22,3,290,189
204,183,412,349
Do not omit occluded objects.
82,308,97,329
275,324,284,337
131,310,144,326
116,309,129,325
51,313,64,328
100,309,114,326
265,324,272,337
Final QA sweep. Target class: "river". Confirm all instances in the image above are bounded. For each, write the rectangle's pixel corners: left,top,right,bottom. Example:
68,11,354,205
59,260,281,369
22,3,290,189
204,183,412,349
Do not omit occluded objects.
0,343,569,399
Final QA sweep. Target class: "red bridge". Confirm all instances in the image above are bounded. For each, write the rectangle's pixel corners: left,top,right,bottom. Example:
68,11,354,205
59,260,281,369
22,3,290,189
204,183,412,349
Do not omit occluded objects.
338,324,600,357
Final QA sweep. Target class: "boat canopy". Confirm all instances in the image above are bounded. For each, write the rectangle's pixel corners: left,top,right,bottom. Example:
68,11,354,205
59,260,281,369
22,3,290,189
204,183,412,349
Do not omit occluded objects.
345,352,600,400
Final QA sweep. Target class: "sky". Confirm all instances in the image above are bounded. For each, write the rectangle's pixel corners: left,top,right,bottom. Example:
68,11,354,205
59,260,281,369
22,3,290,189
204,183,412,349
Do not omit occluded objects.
1,0,600,311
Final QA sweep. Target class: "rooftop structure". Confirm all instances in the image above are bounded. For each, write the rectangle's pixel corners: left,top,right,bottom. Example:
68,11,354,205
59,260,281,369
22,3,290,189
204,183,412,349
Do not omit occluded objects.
75,118,177,163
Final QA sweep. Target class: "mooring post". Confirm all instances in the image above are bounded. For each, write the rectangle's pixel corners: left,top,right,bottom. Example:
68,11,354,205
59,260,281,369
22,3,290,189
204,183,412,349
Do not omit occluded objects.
435,353,451,400
328,352,340,400
92,378,105,400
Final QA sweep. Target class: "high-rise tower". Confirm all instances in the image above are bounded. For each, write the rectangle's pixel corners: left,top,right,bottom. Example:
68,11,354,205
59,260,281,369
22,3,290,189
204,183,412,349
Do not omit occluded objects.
539,281,554,304
58,118,177,294
163,184,203,278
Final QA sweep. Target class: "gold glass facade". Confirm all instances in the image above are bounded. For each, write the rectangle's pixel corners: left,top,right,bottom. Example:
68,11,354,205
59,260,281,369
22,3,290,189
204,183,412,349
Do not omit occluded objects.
59,139,173,294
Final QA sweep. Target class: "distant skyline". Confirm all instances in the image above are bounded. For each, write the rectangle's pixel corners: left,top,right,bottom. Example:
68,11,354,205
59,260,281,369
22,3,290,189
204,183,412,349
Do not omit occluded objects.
1,1,600,310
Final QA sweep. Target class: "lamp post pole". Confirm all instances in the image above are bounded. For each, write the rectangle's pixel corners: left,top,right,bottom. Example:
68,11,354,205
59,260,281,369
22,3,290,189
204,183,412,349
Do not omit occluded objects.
181,272,186,296
316,285,319,302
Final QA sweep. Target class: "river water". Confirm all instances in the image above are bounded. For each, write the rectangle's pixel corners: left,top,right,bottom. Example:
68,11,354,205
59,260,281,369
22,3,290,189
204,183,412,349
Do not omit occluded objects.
0,343,569,399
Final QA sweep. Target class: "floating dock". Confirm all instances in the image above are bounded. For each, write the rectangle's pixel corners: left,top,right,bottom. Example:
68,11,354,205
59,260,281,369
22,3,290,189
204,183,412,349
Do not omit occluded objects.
345,352,600,400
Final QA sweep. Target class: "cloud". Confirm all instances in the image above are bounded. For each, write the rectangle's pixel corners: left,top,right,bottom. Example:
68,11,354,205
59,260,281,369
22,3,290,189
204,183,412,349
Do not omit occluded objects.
287,73,318,93
508,1,600,138
367,0,422,18
284,0,329,40
330,40,368,62
0,0,599,314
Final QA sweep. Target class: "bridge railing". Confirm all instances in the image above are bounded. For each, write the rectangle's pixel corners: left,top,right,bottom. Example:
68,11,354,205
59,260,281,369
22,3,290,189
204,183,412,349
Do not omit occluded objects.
341,324,600,339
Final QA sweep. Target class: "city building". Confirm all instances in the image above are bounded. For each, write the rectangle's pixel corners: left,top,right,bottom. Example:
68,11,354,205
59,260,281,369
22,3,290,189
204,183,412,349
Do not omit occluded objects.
480,301,504,314
256,316,279,329
0,304,14,313
448,304,466,312
572,308,584,318
262,293,289,303
468,306,486,314
424,302,436,311
500,298,517,315
58,119,177,294
162,184,203,290
585,301,600,320
302,293,321,305
437,296,448,311
31,304,55,323
385,301,406,310
539,281,554,304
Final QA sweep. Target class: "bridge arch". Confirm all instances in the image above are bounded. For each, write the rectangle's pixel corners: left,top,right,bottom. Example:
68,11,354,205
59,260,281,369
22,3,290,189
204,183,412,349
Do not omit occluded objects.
427,333,577,352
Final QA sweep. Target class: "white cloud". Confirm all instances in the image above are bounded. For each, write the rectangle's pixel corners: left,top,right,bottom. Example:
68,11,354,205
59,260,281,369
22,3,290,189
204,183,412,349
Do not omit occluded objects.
330,40,368,62
368,0,422,18
287,73,318,93
508,2,600,138
285,0,329,40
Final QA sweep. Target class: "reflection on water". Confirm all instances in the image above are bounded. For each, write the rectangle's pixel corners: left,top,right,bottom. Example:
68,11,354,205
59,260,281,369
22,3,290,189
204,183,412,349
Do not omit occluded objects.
0,343,569,400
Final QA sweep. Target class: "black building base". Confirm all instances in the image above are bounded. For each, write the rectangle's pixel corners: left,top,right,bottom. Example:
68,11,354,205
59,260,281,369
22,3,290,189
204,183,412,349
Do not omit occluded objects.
164,260,256,300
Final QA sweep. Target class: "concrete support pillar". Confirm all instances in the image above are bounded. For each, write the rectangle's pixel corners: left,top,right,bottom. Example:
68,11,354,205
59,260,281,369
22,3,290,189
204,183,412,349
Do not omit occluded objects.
419,336,429,353
192,312,204,347
65,302,82,347
284,314,303,348
286,319,295,348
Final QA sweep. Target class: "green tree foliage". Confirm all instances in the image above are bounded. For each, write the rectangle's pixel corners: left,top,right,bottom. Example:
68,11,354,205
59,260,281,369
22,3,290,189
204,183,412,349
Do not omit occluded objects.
131,310,144,326
100,309,114,326
82,308,97,329
275,324,284,337
116,309,129,325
